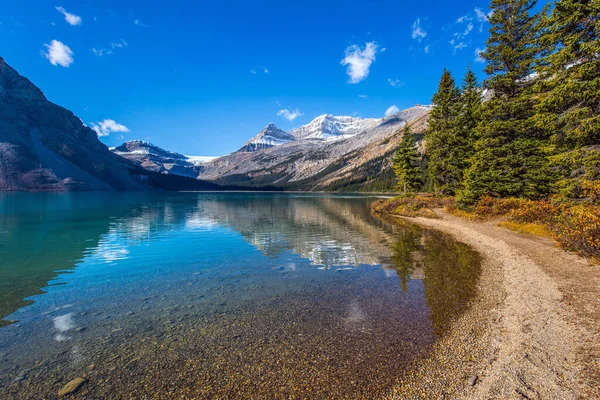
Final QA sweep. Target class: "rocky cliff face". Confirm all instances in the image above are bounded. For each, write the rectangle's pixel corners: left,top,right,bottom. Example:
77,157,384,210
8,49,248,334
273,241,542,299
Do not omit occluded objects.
112,140,201,179
0,58,147,191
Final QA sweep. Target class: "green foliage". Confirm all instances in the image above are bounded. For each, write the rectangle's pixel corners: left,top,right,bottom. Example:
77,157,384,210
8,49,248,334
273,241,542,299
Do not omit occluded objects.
425,69,461,194
459,0,553,204
393,125,422,193
549,146,600,198
534,0,600,149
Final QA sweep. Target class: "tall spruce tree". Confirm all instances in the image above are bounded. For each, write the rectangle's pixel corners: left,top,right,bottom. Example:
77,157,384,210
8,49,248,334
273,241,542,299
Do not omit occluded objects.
446,67,482,194
459,0,553,203
534,0,600,197
393,125,422,193
425,69,460,194
535,0,600,148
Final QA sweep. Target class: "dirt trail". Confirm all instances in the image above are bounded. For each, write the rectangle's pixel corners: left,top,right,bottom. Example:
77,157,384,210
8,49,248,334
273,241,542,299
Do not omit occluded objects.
386,211,600,399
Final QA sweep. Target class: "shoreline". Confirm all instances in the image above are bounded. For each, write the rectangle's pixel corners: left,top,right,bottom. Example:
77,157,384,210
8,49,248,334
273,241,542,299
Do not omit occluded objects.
382,210,600,399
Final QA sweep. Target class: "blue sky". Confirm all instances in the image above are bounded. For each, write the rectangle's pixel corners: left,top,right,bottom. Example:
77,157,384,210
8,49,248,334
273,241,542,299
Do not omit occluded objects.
1,0,491,156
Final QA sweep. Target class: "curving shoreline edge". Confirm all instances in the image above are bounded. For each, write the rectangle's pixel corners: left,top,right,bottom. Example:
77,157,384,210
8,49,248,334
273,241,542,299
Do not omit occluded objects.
379,210,600,399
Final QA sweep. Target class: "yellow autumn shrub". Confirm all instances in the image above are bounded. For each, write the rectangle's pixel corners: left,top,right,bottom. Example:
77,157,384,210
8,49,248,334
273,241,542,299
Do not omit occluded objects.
550,204,600,259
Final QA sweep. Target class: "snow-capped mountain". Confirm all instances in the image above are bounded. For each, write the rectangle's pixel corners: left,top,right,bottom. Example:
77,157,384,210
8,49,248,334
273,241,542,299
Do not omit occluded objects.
186,155,220,165
112,140,201,178
238,123,295,152
289,115,381,141
200,105,432,191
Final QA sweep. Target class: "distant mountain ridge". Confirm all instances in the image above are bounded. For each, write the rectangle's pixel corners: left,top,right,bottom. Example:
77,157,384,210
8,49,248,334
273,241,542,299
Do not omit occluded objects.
199,105,432,191
238,115,382,154
112,140,200,179
288,114,380,141
0,59,228,192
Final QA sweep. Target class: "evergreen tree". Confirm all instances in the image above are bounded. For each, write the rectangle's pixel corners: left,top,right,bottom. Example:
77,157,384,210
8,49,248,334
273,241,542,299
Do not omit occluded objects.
459,0,553,203
393,125,422,193
535,0,600,148
425,69,460,194
446,67,483,194
534,0,600,197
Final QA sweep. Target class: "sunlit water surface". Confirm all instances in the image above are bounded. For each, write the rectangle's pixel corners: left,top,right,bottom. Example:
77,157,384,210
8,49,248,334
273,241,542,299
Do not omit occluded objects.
0,193,481,398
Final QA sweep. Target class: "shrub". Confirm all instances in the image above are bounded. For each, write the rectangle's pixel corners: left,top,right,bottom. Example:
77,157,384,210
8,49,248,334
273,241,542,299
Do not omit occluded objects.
550,204,600,259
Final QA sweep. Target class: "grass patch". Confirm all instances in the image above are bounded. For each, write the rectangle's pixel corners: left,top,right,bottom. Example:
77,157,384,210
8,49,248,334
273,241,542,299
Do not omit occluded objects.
497,220,553,237
371,194,453,219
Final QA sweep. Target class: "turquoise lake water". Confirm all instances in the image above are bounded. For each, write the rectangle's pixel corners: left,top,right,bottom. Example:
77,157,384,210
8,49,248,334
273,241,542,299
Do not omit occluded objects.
0,192,481,398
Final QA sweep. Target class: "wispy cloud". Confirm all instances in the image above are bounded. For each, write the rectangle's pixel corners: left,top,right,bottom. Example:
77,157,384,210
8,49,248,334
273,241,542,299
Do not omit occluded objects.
358,94,368,98
42,40,74,67
92,48,112,56
450,16,475,53
474,7,493,31
55,6,81,26
251,66,269,75
388,78,404,88
385,105,400,116
424,44,431,54
111,39,127,48
277,108,303,121
90,119,130,137
463,22,474,36
475,7,491,22
475,47,485,63
411,18,427,41
92,39,127,57
340,41,379,84
133,19,149,27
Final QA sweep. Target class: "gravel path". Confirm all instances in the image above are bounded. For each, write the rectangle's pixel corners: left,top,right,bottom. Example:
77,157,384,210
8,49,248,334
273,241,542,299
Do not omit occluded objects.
385,211,600,399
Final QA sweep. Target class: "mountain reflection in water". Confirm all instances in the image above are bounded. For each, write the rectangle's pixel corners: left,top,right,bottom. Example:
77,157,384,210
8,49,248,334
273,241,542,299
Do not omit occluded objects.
0,192,480,398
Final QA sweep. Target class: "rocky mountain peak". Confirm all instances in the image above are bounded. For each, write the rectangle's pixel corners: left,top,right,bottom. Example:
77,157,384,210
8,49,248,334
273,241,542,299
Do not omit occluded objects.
0,57,46,102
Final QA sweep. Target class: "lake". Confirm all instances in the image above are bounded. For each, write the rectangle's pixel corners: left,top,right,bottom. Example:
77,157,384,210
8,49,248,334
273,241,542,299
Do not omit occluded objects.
0,192,481,398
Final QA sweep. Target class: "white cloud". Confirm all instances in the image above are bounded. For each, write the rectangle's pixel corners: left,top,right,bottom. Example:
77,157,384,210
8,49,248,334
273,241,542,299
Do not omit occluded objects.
388,78,404,88
251,66,269,75
475,47,485,63
475,7,493,31
90,119,130,137
92,47,112,56
475,7,491,22
340,41,379,84
277,108,303,121
463,22,474,36
454,42,468,51
92,39,127,57
411,18,427,41
55,6,81,26
385,105,400,116
42,40,74,67
457,15,472,23
110,39,127,48
424,44,431,54
133,19,149,27
358,94,368,98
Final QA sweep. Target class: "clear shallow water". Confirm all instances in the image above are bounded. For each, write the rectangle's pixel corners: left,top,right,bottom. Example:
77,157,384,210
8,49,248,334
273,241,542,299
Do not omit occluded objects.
0,192,481,398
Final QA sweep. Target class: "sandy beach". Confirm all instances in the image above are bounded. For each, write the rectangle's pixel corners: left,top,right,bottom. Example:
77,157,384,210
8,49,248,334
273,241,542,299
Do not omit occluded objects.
385,210,600,399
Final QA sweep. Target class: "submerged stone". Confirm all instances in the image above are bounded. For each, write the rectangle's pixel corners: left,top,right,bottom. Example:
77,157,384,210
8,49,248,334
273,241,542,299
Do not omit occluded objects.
58,377,87,397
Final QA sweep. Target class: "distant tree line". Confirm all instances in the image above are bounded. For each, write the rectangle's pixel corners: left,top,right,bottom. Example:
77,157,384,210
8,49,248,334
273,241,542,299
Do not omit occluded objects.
393,0,599,203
